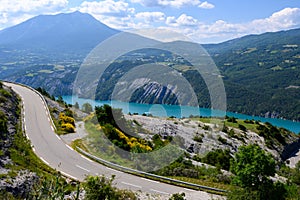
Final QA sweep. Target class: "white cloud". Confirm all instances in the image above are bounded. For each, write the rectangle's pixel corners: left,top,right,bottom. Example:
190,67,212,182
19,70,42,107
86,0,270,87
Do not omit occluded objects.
135,12,165,23
77,0,134,17
198,1,215,9
0,0,68,13
71,0,136,30
166,14,198,26
250,7,300,32
131,0,202,8
0,0,68,29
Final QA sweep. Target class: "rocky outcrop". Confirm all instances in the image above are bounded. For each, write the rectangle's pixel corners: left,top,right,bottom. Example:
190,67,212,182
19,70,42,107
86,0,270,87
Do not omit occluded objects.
130,82,179,105
0,83,39,197
125,114,300,162
0,170,39,198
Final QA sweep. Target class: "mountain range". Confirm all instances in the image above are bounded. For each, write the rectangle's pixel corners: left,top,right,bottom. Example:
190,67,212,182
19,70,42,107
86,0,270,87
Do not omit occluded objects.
0,11,299,121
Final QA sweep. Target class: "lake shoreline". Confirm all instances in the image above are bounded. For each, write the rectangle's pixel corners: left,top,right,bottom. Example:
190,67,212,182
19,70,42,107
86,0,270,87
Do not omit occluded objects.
62,96,300,134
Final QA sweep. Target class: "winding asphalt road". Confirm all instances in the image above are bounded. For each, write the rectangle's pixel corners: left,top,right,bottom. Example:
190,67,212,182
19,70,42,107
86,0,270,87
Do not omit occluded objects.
5,82,218,200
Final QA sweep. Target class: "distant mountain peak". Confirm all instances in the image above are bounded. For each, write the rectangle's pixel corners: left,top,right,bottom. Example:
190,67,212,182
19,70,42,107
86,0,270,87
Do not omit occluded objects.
0,11,119,53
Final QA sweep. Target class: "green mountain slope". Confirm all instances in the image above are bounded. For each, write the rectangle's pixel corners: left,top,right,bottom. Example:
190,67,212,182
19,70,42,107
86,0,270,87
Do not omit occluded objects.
203,29,300,120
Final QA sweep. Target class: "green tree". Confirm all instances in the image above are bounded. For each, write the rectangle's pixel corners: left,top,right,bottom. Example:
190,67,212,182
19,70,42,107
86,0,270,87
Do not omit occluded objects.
169,192,186,200
57,96,64,104
95,104,127,131
229,145,288,200
291,161,300,185
202,149,232,170
82,102,93,113
83,175,136,200
74,102,80,109
230,144,275,189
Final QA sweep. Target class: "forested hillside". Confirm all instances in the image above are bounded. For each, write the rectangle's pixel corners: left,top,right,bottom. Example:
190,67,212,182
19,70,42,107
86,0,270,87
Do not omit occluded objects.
0,11,299,120
95,29,300,120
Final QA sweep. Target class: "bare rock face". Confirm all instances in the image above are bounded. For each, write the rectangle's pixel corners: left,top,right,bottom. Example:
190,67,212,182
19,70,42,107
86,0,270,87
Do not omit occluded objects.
125,114,300,162
0,170,39,198
0,84,39,197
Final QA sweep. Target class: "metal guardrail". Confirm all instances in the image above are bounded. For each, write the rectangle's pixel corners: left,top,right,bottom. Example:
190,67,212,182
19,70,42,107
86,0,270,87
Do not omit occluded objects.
76,147,227,193
3,81,227,194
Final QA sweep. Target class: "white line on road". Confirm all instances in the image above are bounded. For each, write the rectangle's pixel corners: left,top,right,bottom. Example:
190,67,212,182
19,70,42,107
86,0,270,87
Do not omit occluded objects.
65,144,74,151
51,126,54,132
32,147,36,152
184,188,195,192
81,155,93,163
76,165,90,173
141,178,159,184
150,189,169,195
40,157,49,165
106,167,123,174
60,171,78,180
55,134,61,140
121,182,142,189
47,117,50,122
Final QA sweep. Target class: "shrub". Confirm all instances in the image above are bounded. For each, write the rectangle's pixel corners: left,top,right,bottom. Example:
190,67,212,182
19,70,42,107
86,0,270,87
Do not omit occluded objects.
193,135,203,143
202,149,232,170
238,124,247,132
83,175,137,200
227,117,237,123
59,113,75,126
61,123,75,133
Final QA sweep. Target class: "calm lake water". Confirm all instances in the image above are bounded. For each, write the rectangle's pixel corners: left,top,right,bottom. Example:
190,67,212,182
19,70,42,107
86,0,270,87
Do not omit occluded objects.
63,96,300,134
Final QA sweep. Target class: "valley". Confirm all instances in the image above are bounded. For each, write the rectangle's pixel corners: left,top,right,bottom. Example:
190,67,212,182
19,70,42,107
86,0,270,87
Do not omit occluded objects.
0,12,299,120
0,9,300,200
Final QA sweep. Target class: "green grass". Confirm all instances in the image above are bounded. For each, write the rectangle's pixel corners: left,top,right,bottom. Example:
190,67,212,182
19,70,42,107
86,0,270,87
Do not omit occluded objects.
192,117,259,133
0,88,12,97
169,176,234,191
78,122,135,168
225,120,258,132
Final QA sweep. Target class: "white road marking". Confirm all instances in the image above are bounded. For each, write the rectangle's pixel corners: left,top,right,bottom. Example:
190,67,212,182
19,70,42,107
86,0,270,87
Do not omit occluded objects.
81,155,93,163
24,125,27,132
66,144,74,151
40,157,49,165
76,164,90,172
51,126,54,132
32,147,36,152
121,181,142,189
47,117,50,122
184,188,195,192
55,134,61,140
60,171,78,180
150,189,169,195
106,167,123,174
141,178,159,184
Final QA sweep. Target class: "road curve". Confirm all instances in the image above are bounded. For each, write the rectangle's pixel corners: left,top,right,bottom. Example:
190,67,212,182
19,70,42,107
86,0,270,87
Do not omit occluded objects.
5,82,218,200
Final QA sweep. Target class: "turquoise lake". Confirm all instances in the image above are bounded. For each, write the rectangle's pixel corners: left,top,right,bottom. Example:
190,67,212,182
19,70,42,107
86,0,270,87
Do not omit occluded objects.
62,96,300,134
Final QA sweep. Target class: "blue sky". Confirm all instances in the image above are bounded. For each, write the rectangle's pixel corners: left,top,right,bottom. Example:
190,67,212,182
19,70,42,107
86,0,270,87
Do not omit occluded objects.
0,0,300,43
